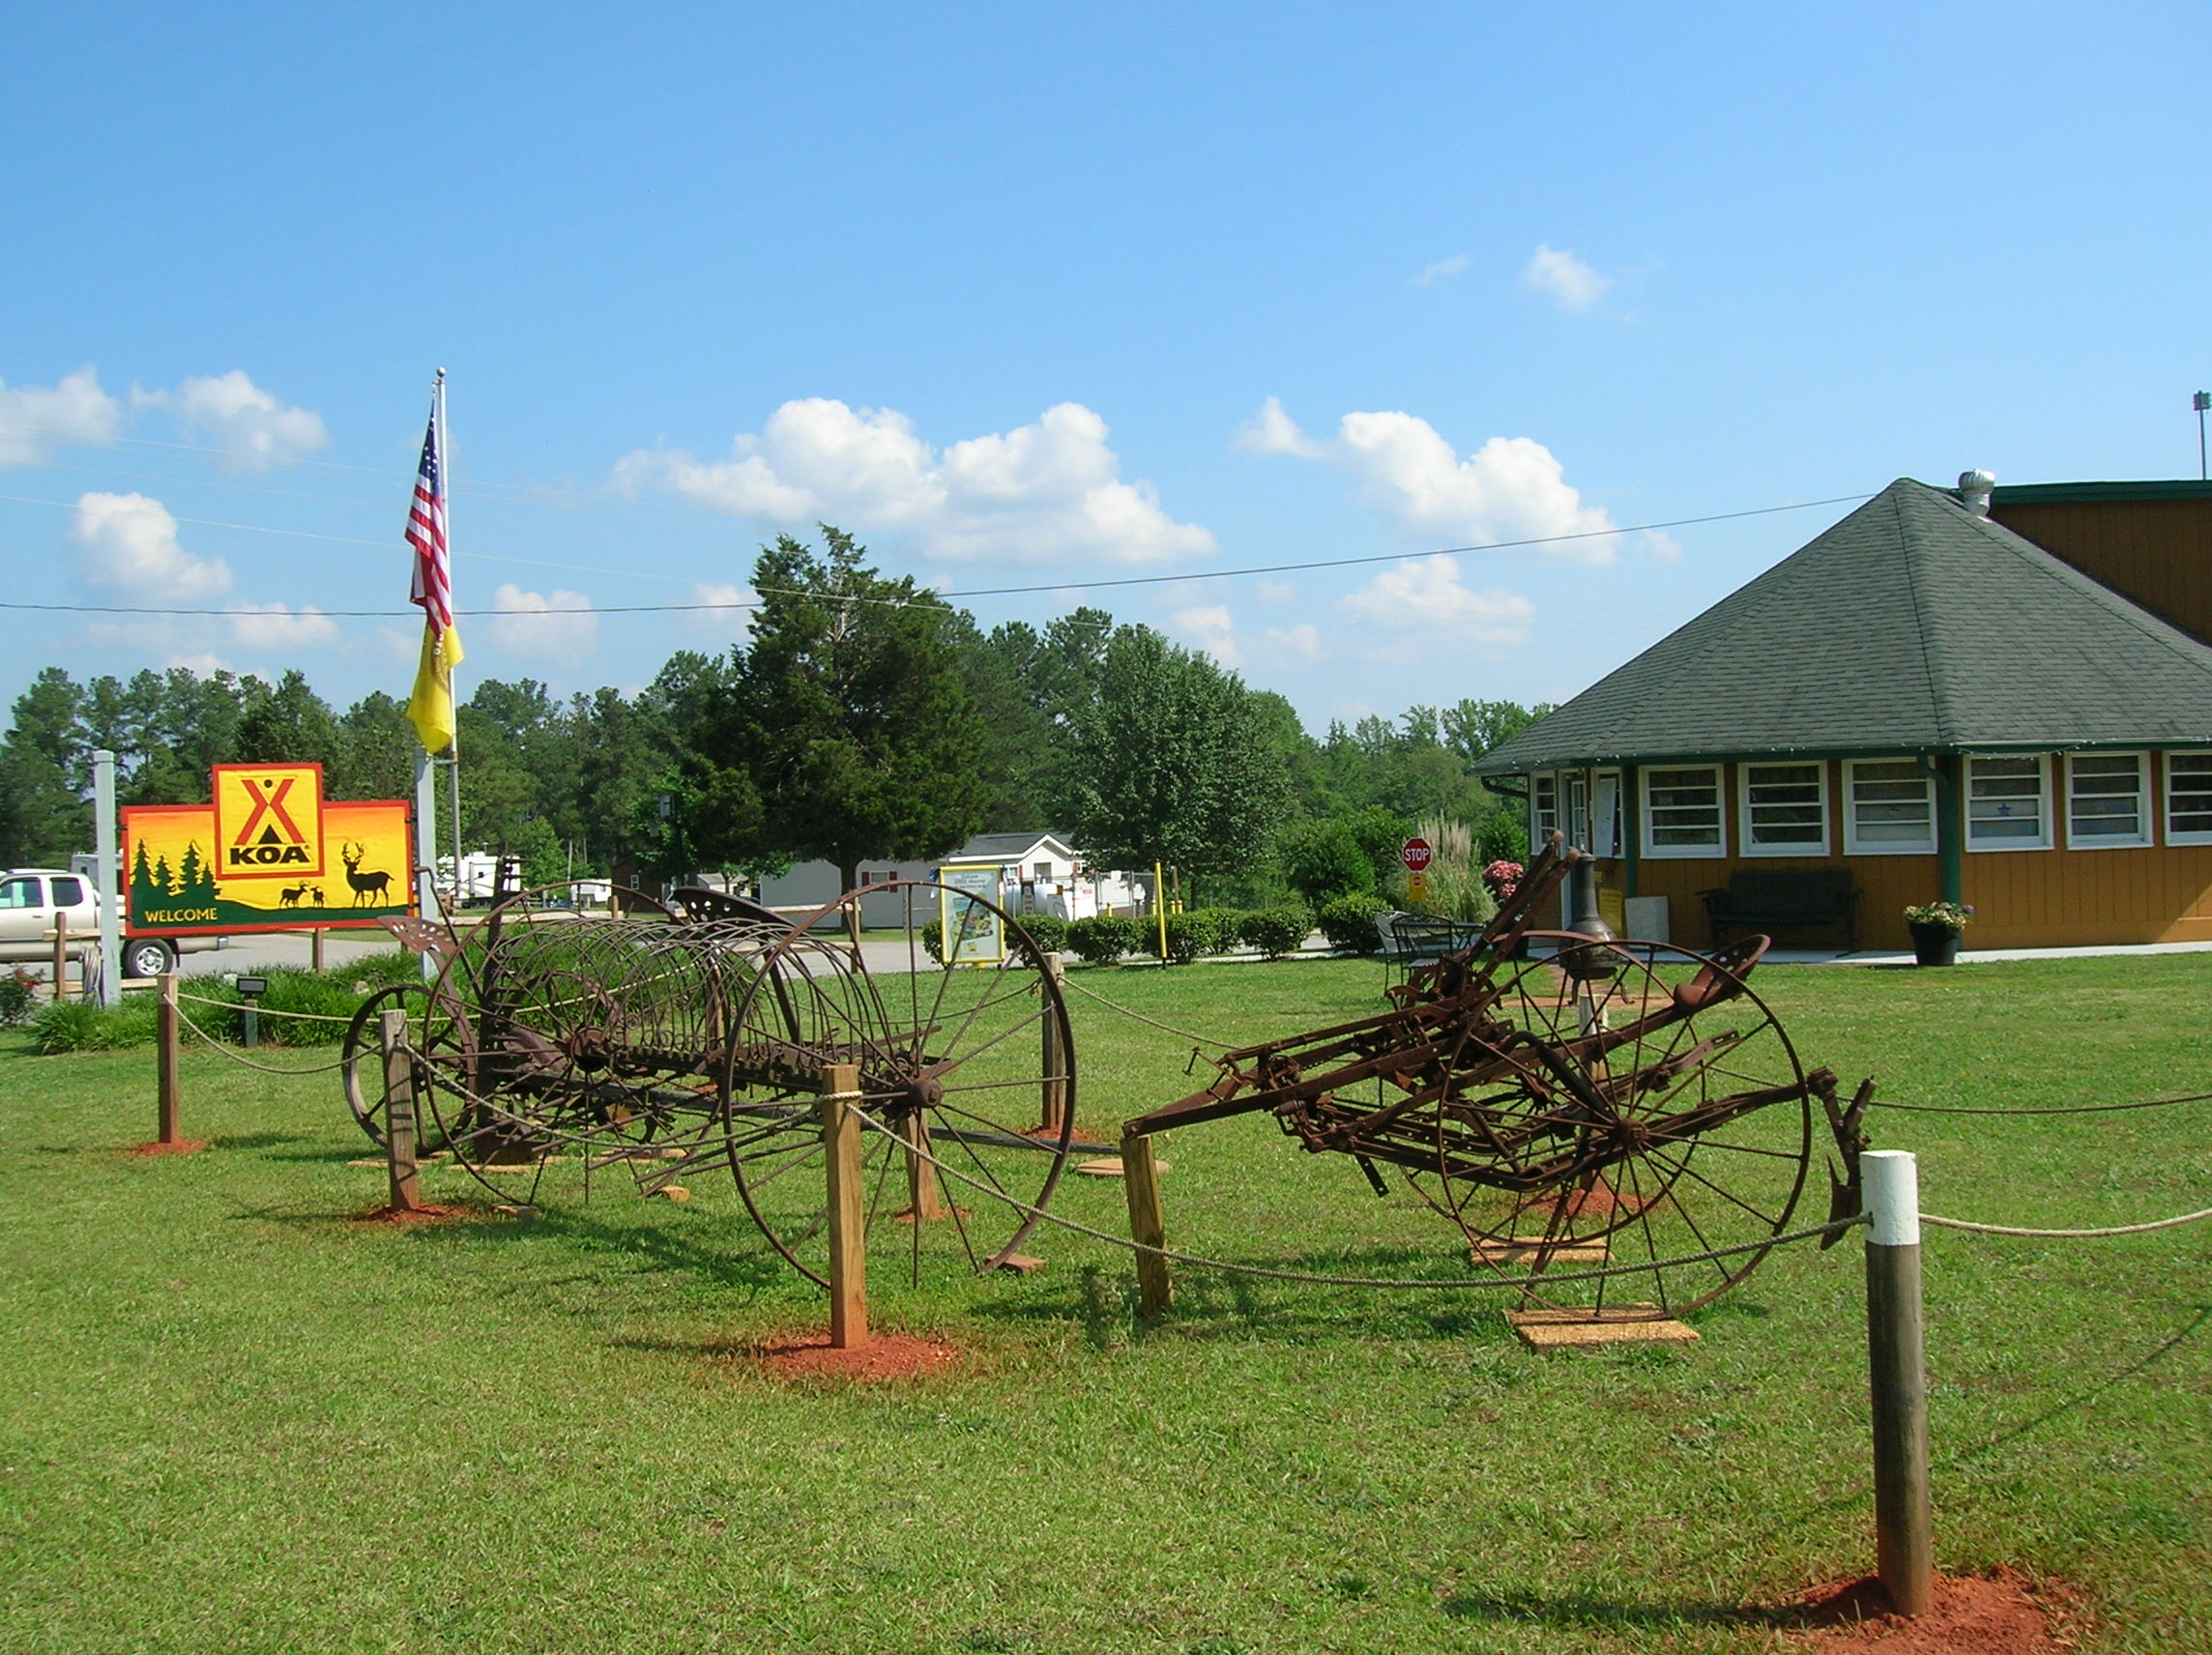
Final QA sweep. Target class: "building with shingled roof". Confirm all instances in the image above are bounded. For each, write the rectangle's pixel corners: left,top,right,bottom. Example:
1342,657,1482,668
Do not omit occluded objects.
1471,476,2212,952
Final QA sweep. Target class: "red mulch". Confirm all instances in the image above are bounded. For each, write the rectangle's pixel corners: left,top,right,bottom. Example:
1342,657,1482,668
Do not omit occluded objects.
1785,1568,2081,1652
127,1139,208,1157
752,1331,963,1383
349,1203,466,1226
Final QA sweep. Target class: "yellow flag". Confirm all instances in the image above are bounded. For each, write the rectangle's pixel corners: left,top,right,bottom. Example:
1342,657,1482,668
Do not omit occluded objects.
404,622,464,753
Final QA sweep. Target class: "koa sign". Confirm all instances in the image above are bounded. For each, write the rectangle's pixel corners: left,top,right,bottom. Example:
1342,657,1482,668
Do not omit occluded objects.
122,766,415,938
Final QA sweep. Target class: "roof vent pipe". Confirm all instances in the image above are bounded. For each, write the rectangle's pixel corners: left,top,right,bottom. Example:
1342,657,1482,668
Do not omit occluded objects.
1958,469,1995,517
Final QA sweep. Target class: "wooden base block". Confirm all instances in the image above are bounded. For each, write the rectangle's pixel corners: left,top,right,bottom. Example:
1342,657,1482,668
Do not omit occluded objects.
1074,1157,1169,1177
1504,1306,1700,1350
994,1253,1045,1274
1470,1238,1610,1265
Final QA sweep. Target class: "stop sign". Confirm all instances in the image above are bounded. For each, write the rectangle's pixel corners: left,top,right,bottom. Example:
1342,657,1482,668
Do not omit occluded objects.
1400,836,1432,872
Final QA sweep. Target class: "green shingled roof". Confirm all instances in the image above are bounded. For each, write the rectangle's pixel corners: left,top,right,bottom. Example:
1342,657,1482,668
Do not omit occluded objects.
1473,478,2212,775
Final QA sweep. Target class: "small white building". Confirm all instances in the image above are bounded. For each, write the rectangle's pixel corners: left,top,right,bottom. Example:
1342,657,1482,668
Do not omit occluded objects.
757,831,1138,928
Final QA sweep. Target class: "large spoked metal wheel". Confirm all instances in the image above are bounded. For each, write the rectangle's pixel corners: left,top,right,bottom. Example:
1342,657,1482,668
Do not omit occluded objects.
718,880,1077,1288
340,981,465,1152
1402,935,1814,1320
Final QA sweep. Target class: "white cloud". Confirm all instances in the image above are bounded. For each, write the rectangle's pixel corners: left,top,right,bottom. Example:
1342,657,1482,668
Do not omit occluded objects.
227,602,337,650
619,398,1214,566
135,369,329,468
1412,253,1470,287
1255,578,1296,604
1233,395,1326,460
68,492,231,600
0,367,122,465
1337,555,1535,650
684,580,757,644
165,651,231,676
1240,401,1624,562
1169,603,1241,667
488,583,598,659
1521,244,1611,312
1263,623,1323,666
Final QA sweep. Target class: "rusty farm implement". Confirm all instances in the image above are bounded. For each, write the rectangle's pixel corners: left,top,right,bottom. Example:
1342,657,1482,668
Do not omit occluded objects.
341,872,1079,1284
1122,835,1867,1320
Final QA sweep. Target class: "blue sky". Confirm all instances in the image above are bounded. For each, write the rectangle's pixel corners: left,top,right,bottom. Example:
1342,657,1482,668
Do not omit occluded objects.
5,3,2209,732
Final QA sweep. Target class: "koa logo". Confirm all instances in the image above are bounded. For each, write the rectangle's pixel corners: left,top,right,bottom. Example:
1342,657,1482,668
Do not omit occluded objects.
211,763,327,882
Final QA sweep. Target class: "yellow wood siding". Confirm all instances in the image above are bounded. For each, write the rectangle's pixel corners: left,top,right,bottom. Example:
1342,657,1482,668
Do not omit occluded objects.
1990,498,2212,645
1589,755,2212,950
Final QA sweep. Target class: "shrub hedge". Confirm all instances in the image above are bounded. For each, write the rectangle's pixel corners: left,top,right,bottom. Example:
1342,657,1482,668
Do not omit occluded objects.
1317,894,1387,955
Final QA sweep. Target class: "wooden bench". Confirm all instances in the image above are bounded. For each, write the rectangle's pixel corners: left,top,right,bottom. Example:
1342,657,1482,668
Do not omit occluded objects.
1700,867,1861,951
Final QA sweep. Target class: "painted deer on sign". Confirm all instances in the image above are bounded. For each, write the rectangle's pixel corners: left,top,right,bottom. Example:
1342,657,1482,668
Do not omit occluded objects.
340,843,392,907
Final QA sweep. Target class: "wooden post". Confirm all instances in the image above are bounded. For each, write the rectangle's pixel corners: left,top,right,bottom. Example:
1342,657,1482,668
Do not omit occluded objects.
311,926,326,973
819,1063,868,1349
902,1108,946,1221
380,1008,421,1213
156,972,182,1146
51,910,69,1000
1121,1128,1172,1321
1038,950,1067,1136
1864,1149,1933,1616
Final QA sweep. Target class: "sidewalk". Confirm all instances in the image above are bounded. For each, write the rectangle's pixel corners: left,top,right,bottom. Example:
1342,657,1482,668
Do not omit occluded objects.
1760,940,2212,967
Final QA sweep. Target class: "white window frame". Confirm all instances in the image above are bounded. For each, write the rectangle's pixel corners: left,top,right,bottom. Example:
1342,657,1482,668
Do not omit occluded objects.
1737,761,1830,857
1843,758,1936,856
2165,751,2212,847
1965,755,2052,853
2065,751,2151,850
1530,772,1560,848
1642,765,1725,858
1564,771,1589,851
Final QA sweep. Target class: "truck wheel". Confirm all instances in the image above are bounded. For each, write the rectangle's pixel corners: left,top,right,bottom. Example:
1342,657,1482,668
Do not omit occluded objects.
123,938,176,980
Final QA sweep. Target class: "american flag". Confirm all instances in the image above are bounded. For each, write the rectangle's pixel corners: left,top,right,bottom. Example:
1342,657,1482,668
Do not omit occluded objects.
406,400,453,632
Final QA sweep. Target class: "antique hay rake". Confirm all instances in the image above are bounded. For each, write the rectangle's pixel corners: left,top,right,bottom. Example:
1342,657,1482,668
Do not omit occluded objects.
341,871,1078,1285
1124,835,1867,1319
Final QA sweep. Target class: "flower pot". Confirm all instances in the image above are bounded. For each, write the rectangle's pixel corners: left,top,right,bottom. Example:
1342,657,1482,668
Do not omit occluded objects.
1906,920,1961,967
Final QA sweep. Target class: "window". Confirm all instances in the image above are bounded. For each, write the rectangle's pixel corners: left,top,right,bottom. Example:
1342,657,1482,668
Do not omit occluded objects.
1740,762,1828,855
1845,760,1936,855
1965,756,2051,851
2167,753,2212,845
2067,753,2149,848
1643,766,1723,857
0,877,37,910
1033,861,1055,881
1531,773,1559,846
50,877,84,907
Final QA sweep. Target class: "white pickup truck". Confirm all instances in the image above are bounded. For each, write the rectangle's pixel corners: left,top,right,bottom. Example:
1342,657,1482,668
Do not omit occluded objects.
0,868,220,980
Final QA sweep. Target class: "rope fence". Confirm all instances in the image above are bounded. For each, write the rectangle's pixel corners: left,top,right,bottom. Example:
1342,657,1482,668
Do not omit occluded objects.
1058,976,1234,1051
1920,1205,2212,1239
1871,1089,2212,1118
174,1009,350,1075
174,990,359,1025
844,1106,1868,1292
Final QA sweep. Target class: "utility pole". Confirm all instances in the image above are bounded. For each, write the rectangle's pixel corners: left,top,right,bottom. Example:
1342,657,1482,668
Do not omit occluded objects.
2195,391,2209,480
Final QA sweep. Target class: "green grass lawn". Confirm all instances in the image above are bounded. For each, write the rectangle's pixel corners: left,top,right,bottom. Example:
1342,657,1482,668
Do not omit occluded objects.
1,953,2206,1652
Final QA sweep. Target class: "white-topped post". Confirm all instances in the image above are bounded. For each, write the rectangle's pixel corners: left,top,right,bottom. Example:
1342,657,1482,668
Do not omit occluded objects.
1863,1149,1933,1615
94,748,122,1006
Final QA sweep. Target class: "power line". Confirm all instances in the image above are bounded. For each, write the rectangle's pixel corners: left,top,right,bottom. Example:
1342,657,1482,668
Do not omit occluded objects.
0,491,1875,620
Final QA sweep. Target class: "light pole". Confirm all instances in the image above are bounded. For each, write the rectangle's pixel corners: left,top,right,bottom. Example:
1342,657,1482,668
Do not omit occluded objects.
2196,391,2209,480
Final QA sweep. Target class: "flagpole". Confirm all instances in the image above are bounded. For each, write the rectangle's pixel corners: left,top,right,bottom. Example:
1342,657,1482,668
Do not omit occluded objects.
437,366,465,903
